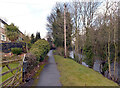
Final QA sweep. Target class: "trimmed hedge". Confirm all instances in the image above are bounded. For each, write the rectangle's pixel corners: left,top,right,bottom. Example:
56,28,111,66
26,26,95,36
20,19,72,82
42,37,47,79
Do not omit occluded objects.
30,39,50,62
0,42,26,53
11,47,22,55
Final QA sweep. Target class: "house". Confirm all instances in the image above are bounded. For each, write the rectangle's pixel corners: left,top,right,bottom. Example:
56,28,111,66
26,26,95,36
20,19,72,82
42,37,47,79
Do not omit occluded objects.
17,30,25,42
0,18,25,43
0,18,11,43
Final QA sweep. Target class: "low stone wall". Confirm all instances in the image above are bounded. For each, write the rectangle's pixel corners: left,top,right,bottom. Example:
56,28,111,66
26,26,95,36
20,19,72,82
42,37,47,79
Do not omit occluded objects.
0,42,26,53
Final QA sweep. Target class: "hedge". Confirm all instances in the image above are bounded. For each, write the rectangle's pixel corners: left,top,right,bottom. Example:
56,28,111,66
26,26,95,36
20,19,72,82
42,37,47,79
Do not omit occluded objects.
0,42,26,53
30,39,50,62
11,47,22,55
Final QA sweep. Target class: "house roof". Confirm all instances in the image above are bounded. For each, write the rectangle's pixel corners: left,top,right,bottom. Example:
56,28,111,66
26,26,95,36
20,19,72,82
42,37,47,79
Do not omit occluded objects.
0,18,8,25
0,18,24,34
0,18,25,38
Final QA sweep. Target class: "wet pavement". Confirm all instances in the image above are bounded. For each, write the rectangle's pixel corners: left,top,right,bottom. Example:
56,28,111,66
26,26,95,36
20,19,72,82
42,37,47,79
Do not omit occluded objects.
36,50,61,86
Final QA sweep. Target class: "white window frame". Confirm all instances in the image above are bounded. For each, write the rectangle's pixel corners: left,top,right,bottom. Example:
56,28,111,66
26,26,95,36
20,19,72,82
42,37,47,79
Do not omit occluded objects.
1,33,6,41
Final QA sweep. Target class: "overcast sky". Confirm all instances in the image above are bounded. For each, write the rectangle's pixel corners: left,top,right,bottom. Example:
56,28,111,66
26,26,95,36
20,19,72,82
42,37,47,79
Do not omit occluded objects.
0,0,70,38
0,0,118,38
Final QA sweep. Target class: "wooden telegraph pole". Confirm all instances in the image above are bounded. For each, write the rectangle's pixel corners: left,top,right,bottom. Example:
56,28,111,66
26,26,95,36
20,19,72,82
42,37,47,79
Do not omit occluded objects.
64,3,67,58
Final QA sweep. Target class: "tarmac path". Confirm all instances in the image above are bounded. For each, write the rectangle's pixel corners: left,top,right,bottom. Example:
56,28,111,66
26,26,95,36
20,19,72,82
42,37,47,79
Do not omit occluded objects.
36,50,61,86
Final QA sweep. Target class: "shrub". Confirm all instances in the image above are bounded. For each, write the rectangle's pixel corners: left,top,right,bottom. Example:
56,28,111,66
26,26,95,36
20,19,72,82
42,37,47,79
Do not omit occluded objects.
54,47,70,57
83,45,94,68
27,42,32,50
55,47,64,56
30,39,50,62
11,47,22,55
24,53,37,72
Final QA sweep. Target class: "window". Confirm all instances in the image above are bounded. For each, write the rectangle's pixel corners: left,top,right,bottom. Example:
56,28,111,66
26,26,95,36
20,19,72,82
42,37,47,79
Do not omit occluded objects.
19,37,23,41
1,23,4,28
0,22,5,28
1,33,6,41
17,37,23,42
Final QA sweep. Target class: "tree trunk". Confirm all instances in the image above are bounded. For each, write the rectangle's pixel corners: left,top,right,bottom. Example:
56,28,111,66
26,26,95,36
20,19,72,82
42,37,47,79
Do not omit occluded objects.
118,3,120,84
113,13,118,81
74,2,79,63
79,47,82,64
114,43,117,80
108,30,112,79
113,26,117,81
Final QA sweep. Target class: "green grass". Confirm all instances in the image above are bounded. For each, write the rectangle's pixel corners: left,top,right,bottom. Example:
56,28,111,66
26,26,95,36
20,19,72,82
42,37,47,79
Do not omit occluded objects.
0,62,20,84
0,55,23,85
54,55,118,86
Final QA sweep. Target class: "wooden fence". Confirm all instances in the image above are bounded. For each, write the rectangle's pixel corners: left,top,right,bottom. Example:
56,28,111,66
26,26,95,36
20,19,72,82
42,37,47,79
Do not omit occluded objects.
0,56,23,87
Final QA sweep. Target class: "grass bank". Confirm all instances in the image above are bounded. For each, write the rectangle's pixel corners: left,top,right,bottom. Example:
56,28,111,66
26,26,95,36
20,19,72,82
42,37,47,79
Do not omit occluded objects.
54,55,118,86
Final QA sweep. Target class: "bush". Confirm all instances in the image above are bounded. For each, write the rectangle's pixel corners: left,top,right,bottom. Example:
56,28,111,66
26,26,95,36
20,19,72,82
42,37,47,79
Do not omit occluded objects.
27,42,32,50
24,53,37,73
11,47,22,55
55,47,64,56
30,39,50,62
54,47,70,57
83,45,94,68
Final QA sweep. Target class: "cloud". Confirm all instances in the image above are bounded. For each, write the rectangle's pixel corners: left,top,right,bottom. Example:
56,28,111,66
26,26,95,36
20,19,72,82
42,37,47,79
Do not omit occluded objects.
0,0,70,38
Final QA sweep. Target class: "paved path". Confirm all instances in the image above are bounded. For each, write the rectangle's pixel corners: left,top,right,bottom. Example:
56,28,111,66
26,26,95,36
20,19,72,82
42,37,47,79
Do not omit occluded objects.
36,50,61,86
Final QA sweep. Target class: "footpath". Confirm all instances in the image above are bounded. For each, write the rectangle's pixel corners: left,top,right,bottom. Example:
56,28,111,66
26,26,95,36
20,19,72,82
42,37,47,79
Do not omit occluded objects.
36,50,61,86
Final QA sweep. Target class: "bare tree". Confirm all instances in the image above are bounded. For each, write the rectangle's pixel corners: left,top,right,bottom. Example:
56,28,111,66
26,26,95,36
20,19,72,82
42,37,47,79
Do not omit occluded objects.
72,1,79,62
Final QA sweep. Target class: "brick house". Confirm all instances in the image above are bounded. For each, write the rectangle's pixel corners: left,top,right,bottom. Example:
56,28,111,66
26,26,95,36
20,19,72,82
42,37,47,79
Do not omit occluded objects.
0,18,25,43
0,18,11,43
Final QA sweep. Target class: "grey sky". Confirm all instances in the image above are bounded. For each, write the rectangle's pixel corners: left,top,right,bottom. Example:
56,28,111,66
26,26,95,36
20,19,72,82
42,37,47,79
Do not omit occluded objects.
0,0,70,38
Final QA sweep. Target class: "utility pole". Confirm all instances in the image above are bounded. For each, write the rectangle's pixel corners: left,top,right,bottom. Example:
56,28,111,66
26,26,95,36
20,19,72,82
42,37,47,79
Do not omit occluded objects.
64,3,67,58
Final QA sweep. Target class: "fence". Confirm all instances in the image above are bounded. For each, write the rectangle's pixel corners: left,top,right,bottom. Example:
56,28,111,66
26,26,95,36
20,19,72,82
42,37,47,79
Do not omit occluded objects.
0,56,23,87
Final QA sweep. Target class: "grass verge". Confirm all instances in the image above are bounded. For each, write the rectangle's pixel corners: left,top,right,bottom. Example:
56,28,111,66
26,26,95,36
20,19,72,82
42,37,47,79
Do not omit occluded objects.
32,56,49,85
22,56,49,86
54,55,118,86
